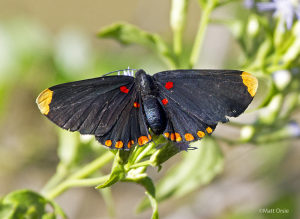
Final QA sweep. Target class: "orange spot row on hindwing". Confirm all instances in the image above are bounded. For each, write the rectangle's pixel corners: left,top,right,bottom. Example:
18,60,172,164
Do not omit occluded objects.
120,86,129,93
163,132,182,142
163,131,208,142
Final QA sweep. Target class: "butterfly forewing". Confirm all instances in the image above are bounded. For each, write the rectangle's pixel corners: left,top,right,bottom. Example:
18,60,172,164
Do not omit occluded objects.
37,75,151,149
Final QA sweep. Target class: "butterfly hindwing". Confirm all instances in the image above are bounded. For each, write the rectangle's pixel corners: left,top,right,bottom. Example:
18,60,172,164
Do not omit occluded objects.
153,69,257,141
95,93,151,149
160,92,217,143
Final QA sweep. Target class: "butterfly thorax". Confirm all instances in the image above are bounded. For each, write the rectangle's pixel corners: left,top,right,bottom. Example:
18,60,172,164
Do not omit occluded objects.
135,69,167,134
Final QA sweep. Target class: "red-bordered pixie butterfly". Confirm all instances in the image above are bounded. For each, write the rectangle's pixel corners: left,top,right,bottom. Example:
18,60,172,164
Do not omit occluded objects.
36,69,258,150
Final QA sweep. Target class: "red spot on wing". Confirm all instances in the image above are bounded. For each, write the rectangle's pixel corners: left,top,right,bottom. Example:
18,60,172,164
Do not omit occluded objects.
165,81,173,90
133,102,140,108
120,86,129,93
162,98,168,105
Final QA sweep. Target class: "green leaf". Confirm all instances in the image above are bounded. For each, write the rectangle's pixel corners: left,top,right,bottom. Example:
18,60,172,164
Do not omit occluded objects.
0,190,66,219
96,151,126,189
98,22,176,68
138,137,224,211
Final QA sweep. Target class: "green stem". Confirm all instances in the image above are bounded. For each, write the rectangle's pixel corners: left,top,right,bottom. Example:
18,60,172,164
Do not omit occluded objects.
41,163,69,194
46,176,109,200
173,29,183,57
135,142,156,163
68,151,114,180
129,160,154,169
189,1,216,68
44,151,115,199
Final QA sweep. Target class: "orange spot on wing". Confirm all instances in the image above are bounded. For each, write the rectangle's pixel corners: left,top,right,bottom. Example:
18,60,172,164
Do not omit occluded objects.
206,127,213,134
241,72,258,97
120,86,129,93
185,133,194,141
36,88,53,115
115,141,124,149
165,81,173,90
162,98,168,105
127,140,134,148
138,136,149,146
105,140,112,147
164,133,170,138
197,131,205,138
175,133,182,142
170,133,175,141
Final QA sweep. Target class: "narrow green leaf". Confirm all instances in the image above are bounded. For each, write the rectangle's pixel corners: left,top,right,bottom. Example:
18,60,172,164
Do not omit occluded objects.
98,22,176,68
138,137,224,211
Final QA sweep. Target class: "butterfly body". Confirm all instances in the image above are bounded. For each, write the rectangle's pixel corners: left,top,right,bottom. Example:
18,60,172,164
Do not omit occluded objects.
37,69,258,150
136,69,167,134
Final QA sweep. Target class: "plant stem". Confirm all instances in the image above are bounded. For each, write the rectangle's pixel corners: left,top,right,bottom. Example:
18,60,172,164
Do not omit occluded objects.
189,1,216,68
41,163,69,194
46,176,110,200
129,160,154,169
44,151,114,199
135,142,155,163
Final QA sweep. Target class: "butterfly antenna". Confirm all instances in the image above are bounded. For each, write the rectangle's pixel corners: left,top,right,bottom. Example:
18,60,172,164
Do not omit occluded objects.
102,68,138,77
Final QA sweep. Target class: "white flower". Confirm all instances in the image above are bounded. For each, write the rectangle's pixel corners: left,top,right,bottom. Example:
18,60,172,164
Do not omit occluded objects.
257,0,300,30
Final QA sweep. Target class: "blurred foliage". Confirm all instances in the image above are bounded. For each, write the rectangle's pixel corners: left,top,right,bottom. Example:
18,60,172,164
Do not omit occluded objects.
0,190,66,219
0,0,300,218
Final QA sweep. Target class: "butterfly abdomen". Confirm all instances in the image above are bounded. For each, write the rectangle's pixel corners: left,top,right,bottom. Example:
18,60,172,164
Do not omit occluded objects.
136,70,167,134
142,96,167,134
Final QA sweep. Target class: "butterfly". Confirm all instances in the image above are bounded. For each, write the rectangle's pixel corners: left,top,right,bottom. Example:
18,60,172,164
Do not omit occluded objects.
36,69,258,150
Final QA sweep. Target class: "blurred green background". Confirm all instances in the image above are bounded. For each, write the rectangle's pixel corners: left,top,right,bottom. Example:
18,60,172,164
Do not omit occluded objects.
0,0,300,219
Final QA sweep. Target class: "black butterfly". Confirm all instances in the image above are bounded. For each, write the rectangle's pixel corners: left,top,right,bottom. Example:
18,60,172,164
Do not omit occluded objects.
36,69,258,150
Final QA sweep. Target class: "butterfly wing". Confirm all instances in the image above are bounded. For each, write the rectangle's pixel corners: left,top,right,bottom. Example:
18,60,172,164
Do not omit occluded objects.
36,75,150,149
153,69,258,142
95,93,151,149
